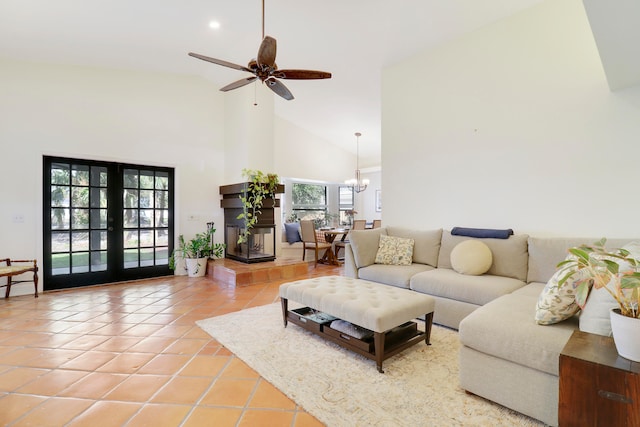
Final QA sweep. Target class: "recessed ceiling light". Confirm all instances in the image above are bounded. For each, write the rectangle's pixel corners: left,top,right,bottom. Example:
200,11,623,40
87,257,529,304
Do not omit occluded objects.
209,21,220,30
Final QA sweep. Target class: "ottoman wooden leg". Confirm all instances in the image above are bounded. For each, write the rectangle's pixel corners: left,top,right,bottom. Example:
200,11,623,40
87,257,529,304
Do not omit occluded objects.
374,332,385,373
424,312,434,345
281,298,288,327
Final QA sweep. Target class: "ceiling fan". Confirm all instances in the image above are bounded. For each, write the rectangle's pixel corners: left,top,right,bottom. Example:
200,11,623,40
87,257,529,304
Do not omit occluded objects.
188,0,331,101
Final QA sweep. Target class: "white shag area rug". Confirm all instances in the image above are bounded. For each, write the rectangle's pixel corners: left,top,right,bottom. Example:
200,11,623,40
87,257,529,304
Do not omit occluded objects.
197,303,544,427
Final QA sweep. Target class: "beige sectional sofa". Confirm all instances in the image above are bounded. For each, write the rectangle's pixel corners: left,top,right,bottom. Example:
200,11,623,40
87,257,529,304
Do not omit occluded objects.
343,227,634,426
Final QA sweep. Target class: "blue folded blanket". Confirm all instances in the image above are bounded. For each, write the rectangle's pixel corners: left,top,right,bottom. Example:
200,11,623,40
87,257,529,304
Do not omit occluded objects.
451,227,514,239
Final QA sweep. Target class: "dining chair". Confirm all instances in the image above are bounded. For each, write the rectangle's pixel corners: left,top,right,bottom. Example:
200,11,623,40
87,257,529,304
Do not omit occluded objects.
372,219,382,229
352,219,366,230
299,220,332,266
334,219,366,260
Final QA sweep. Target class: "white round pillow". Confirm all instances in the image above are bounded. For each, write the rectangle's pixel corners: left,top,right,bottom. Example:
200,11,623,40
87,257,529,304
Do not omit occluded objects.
450,240,493,275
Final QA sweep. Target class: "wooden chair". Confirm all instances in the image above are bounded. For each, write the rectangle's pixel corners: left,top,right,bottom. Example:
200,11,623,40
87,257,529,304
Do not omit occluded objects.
0,259,38,298
352,219,367,230
300,220,332,266
372,219,382,229
334,219,367,260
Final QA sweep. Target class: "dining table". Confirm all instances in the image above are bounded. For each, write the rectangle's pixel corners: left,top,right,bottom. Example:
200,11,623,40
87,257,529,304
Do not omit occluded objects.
319,228,349,266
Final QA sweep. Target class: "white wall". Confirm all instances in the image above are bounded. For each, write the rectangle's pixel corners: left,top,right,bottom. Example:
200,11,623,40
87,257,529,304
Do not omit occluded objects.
353,169,382,223
382,0,640,238
0,59,354,294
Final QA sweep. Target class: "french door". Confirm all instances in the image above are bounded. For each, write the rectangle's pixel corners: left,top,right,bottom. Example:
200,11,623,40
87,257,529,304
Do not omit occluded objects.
43,156,174,290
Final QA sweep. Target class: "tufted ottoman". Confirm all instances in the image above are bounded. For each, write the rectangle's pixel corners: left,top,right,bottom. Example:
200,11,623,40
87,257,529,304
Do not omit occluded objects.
279,275,435,372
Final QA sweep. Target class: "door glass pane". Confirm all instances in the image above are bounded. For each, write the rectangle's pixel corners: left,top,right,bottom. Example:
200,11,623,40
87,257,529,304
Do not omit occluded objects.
140,248,154,267
124,249,139,268
155,191,168,209
155,230,168,246
140,209,154,228
92,166,108,187
155,210,168,227
52,231,70,252
124,169,138,188
72,231,89,251
51,186,70,207
140,230,154,246
71,187,89,207
124,230,139,248
52,253,70,275
51,209,69,229
72,253,89,273
91,251,107,272
140,190,153,208
155,248,168,266
72,209,89,229
90,209,107,229
123,189,138,208
155,173,168,190
90,231,107,250
72,165,90,185
140,171,154,189
51,164,70,185
123,210,138,228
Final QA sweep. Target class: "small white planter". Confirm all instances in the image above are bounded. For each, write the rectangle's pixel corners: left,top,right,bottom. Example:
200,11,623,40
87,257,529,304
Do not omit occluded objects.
185,258,207,277
610,308,640,362
173,254,188,276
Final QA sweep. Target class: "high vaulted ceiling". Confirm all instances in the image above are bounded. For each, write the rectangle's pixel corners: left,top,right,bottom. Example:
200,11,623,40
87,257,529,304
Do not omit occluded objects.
1,0,575,167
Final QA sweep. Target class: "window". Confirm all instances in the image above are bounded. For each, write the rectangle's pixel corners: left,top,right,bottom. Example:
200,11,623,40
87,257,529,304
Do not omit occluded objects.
338,186,355,226
291,183,327,225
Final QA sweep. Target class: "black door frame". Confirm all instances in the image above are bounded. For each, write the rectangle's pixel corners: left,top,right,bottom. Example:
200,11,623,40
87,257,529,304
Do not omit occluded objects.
43,156,174,290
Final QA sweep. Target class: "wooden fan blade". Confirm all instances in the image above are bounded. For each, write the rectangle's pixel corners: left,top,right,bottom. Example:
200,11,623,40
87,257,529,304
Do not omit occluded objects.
265,78,294,100
257,36,277,68
276,69,332,80
220,77,258,92
188,52,253,73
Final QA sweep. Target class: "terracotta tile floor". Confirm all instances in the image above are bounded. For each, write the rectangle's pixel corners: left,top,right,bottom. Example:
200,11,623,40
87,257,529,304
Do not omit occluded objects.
0,263,343,426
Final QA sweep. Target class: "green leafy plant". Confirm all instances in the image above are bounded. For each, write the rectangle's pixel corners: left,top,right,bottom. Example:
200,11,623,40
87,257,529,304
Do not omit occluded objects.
557,238,640,318
237,169,280,244
169,235,187,270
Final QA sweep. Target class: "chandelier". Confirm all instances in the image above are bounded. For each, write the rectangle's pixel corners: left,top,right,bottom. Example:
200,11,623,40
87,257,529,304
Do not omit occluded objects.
345,132,369,193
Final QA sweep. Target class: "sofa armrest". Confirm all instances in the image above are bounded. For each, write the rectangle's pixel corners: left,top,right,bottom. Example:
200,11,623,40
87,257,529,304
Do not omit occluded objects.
344,244,358,278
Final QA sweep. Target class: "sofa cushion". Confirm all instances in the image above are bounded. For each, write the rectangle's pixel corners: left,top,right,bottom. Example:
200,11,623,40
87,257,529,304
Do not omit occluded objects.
358,263,434,289
459,283,578,376
534,254,587,325
438,231,529,281
348,228,388,269
374,235,414,266
579,287,617,337
527,237,636,284
450,240,493,275
386,227,442,266
410,268,526,306
283,222,302,243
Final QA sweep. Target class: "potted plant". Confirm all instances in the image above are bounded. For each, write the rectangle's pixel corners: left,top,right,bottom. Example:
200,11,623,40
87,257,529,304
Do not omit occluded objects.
237,169,280,244
169,235,188,276
182,228,226,277
557,238,640,361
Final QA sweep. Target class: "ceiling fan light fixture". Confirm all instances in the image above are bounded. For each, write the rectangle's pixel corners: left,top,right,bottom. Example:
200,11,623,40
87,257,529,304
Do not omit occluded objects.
188,0,331,101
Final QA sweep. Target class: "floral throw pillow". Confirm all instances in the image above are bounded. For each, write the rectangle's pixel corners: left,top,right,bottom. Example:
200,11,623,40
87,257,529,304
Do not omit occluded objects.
374,235,414,266
535,255,590,325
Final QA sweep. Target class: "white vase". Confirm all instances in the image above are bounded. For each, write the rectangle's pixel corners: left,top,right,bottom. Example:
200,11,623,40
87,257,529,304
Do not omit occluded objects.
185,258,207,277
610,308,640,362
